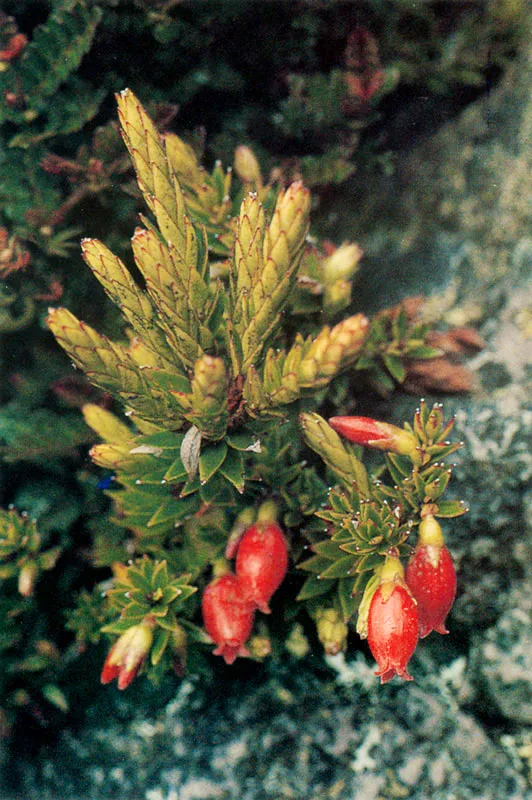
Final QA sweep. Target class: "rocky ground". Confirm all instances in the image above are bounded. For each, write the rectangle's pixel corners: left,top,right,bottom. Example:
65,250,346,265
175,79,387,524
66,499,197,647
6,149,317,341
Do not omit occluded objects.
4,12,532,800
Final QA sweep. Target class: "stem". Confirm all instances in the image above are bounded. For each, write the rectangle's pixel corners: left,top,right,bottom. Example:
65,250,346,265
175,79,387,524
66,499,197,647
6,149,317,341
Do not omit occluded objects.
257,499,278,523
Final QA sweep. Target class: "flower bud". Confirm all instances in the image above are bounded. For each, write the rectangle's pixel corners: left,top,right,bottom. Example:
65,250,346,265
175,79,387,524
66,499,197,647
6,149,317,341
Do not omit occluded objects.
235,521,289,614
367,557,419,683
18,562,38,597
322,242,363,283
329,416,418,458
323,279,352,315
164,132,201,184
406,516,457,638
264,181,310,268
101,622,154,690
315,607,348,655
202,573,256,665
234,145,262,186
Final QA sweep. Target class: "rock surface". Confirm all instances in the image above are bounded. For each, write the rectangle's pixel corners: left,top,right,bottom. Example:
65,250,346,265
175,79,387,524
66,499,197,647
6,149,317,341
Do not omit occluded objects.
6,655,529,800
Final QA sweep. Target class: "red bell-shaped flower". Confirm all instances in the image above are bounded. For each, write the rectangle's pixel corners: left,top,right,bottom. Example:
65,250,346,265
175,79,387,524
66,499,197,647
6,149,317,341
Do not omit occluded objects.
367,557,419,684
235,521,288,614
202,573,256,665
101,621,154,690
406,516,457,639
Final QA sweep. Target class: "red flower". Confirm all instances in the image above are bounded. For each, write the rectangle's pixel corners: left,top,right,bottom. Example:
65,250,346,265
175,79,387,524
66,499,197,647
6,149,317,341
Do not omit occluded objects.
328,416,418,457
0,33,28,63
235,521,288,614
406,516,456,638
202,573,256,665
101,622,154,690
367,558,419,683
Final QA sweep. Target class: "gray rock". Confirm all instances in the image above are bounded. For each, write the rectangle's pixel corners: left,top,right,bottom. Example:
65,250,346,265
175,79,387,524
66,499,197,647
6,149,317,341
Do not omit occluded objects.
469,588,532,725
9,655,528,800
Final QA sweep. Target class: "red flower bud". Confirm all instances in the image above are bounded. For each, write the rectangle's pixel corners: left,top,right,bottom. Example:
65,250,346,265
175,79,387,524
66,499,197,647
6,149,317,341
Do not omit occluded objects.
406,517,456,638
235,521,288,614
202,573,256,665
367,558,419,684
329,416,418,457
101,622,154,690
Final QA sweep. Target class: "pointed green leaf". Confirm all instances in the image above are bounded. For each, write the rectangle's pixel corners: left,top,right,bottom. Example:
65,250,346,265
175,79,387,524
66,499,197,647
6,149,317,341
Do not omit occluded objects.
102,616,145,634
147,498,181,528
425,470,451,501
312,540,345,559
337,576,362,622
41,684,69,713
298,554,331,574
355,552,386,573
157,610,179,632
179,474,201,498
199,472,236,505
318,555,356,579
382,353,406,383
151,628,171,666
126,569,151,592
152,560,170,590
435,500,468,518
218,448,245,493
296,574,333,601
164,455,188,483
405,345,443,359
199,442,228,485
226,432,261,452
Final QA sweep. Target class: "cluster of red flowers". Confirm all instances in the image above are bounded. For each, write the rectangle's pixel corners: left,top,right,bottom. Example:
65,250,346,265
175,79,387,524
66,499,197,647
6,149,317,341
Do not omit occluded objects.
367,519,457,684
202,520,288,664
101,413,458,689
331,415,457,683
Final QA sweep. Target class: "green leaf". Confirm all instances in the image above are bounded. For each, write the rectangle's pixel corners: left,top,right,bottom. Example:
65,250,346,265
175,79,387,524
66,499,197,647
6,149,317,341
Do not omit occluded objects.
412,471,426,498
355,552,386,573
312,540,345,559
226,431,261,452
405,345,442,359
179,474,201,498
160,586,181,605
41,684,69,712
164,455,188,482
386,454,412,481
102,617,144,634
151,628,171,666
425,470,451,501
392,308,408,342
435,500,468,518
150,370,192,395
157,610,179,632
147,498,182,528
298,554,331,574
318,555,355,580
152,560,170,590
1,2,103,123
296,574,333,601
199,472,235,505
218,448,245,494
199,441,228,484
337,577,362,622
382,353,406,383
126,569,151,592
